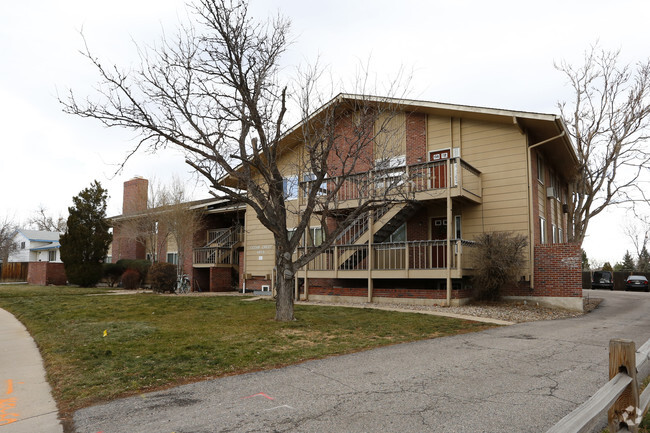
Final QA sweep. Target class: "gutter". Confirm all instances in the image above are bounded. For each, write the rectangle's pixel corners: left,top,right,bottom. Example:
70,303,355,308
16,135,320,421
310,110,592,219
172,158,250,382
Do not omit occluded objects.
526,131,566,291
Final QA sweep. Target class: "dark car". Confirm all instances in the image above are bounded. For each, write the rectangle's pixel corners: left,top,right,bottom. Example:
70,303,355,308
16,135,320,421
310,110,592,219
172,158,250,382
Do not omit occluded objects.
592,271,614,290
625,275,649,292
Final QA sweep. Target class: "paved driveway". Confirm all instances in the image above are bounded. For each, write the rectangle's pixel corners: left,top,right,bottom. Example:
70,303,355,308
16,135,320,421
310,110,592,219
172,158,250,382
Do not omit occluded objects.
74,290,650,433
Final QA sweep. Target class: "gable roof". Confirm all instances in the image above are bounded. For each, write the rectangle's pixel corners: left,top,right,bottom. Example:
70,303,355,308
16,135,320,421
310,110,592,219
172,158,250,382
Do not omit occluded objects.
220,93,579,187
17,229,61,242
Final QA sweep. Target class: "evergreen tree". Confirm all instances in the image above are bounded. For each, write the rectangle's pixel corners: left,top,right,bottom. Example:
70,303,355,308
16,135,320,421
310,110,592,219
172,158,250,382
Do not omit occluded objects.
581,249,590,271
621,251,635,272
637,246,650,273
60,181,112,287
602,262,613,272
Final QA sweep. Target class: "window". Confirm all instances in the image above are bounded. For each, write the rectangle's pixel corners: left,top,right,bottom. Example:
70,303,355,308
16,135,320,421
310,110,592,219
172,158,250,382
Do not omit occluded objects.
48,250,57,262
20,241,25,249
454,216,462,240
307,227,324,247
302,173,327,197
552,224,558,243
537,155,544,184
539,217,547,244
105,255,112,264
549,173,560,200
375,155,406,189
558,228,564,243
387,223,406,243
283,176,299,200
167,252,178,265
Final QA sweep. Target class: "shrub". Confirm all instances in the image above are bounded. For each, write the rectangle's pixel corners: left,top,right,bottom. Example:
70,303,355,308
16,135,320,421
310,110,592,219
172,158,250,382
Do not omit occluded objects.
115,259,151,286
472,231,528,301
121,269,141,290
149,263,177,293
102,263,125,287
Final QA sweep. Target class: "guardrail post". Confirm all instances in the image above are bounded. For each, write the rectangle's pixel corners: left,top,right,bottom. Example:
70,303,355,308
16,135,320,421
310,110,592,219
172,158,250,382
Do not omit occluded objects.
609,339,640,432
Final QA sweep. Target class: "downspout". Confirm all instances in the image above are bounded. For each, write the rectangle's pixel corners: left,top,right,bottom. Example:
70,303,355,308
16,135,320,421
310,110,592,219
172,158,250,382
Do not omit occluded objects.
446,158,452,306
527,131,565,291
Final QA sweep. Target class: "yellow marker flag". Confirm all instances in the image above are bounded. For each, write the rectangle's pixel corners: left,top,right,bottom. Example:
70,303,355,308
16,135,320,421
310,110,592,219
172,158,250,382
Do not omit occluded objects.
103,329,108,337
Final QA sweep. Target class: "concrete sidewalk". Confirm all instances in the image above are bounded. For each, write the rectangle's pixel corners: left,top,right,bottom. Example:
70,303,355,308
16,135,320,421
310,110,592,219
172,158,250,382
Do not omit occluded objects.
0,308,62,432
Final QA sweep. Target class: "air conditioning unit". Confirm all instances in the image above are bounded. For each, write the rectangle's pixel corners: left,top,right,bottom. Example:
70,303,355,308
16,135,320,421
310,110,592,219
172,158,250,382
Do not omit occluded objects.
546,187,555,198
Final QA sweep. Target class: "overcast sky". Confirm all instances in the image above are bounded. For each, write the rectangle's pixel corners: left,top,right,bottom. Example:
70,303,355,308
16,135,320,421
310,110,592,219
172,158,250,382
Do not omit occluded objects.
1,0,649,265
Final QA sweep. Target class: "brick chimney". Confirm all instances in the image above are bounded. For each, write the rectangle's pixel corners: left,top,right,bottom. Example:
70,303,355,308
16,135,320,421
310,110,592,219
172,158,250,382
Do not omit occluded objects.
123,176,148,215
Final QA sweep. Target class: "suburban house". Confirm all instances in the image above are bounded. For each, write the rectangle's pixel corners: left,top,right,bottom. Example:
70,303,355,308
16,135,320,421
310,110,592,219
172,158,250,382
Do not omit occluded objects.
110,95,582,310
8,229,62,263
3,229,67,285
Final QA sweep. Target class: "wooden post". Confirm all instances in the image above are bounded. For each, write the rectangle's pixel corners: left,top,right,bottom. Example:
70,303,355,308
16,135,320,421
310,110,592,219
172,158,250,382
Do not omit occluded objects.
446,159,452,306
368,210,374,302
608,339,640,433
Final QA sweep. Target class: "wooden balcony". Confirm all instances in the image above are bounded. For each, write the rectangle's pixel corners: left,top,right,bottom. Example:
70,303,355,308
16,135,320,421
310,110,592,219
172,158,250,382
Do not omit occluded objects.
298,158,482,208
295,239,477,280
193,226,243,268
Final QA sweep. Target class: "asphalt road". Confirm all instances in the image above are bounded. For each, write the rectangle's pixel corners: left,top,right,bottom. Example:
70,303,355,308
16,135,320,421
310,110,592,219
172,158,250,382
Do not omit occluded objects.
73,290,650,433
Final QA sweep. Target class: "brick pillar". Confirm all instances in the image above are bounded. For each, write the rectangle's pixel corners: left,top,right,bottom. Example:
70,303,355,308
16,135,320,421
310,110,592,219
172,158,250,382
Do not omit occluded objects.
533,243,582,298
123,177,148,215
406,112,427,165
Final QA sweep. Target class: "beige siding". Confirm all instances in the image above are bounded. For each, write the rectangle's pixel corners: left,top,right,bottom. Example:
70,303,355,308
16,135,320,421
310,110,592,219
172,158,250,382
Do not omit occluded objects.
461,119,528,237
243,204,275,277
427,115,452,151
376,112,406,159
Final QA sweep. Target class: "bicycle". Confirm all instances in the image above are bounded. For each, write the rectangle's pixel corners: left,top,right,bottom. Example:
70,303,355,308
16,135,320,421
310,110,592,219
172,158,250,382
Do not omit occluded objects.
176,274,190,294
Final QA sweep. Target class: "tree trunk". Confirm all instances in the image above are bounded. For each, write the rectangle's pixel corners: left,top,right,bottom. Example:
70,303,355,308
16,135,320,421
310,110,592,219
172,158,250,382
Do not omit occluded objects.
275,269,295,321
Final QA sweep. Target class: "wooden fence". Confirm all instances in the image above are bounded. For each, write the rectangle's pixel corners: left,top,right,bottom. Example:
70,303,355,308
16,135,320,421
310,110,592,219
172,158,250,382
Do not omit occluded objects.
547,338,650,432
0,262,28,282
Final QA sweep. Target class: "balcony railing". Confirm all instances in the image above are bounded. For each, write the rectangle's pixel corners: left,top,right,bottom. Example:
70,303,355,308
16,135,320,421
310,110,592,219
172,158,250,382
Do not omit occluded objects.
299,158,481,205
298,239,477,272
194,226,244,265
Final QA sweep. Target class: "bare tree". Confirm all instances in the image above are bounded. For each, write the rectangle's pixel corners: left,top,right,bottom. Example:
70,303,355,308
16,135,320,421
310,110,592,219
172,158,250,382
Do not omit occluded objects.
27,205,67,232
61,0,409,321
0,215,19,263
623,216,650,260
556,44,650,243
158,177,204,281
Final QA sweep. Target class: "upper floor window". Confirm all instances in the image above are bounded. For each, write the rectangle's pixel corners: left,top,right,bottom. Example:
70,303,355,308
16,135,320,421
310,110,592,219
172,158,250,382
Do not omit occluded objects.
539,217,547,244
167,252,178,265
283,176,299,200
48,250,57,262
302,173,327,197
20,241,25,249
537,156,544,184
455,215,462,240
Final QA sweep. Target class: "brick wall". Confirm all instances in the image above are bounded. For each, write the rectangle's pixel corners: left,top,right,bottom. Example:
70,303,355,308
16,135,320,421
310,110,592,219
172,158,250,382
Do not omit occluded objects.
533,243,582,298
27,262,67,286
245,278,271,291
112,225,146,261
209,267,233,292
308,284,471,300
328,112,373,177
405,113,427,165
123,177,148,215
238,250,245,289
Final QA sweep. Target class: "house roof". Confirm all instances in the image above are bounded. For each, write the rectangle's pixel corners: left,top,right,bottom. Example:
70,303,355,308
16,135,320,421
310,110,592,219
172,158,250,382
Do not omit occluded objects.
30,242,60,251
109,197,245,222
220,93,579,187
17,229,61,242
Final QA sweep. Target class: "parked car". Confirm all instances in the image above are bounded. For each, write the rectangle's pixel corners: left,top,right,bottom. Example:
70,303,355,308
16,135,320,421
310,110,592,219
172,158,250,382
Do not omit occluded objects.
592,271,614,290
625,275,649,292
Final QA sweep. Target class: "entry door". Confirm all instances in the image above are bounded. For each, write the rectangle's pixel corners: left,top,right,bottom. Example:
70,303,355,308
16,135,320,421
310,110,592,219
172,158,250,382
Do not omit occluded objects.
430,217,447,268
429,149,450,189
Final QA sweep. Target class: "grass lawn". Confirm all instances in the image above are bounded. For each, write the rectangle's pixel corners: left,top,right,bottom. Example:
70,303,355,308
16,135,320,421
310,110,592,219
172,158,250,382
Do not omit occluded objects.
0,285,495,418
